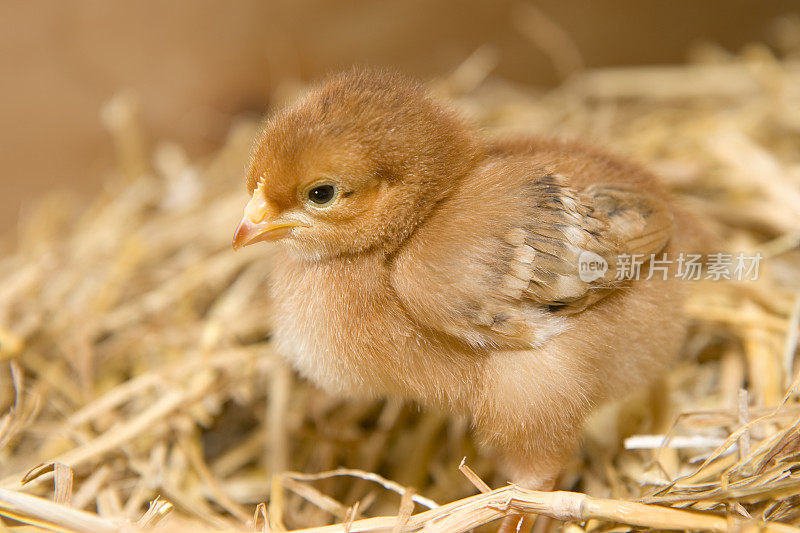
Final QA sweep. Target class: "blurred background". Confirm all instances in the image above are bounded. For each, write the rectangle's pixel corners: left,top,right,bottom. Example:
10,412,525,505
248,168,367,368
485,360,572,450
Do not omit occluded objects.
1,0,798,236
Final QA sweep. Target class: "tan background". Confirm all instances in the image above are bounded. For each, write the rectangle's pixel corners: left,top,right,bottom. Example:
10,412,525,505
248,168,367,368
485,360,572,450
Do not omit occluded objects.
1,0,797,235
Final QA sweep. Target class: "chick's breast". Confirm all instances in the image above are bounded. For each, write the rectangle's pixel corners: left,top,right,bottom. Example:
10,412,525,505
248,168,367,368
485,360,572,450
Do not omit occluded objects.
268,247,487,410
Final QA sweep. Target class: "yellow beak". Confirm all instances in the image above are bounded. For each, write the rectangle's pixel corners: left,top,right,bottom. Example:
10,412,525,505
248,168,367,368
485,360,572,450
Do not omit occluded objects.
232,184,308,250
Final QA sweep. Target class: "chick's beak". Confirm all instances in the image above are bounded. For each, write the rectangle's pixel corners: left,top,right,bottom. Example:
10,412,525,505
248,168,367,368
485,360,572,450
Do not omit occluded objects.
232,186,307,250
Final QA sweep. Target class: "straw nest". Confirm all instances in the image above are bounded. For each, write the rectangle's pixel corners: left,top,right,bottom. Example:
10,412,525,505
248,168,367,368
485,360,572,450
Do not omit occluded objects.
2,31,800,533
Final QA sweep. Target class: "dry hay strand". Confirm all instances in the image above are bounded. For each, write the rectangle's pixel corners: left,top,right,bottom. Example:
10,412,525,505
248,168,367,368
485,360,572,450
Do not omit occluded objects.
2,32,800,533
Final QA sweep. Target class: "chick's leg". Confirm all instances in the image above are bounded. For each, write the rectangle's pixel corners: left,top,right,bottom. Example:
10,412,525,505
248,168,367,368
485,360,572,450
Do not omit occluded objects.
498,512,537,533
496,428,574,489
485,421,576,533
474,355,589,532
475,360,587,489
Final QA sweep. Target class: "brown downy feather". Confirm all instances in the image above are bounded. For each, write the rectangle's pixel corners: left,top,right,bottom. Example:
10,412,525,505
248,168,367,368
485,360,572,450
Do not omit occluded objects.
235,67,697,490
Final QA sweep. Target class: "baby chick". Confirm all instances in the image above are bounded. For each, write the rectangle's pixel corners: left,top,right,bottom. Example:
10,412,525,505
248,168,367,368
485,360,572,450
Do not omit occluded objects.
233,68,690,490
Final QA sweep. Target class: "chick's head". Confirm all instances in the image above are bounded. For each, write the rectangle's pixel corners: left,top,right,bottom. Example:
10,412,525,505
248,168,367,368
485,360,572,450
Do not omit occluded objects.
233,68,480,259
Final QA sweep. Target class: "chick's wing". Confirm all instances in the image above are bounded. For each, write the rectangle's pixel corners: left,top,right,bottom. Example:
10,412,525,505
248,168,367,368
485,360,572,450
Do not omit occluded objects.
390,161,673,350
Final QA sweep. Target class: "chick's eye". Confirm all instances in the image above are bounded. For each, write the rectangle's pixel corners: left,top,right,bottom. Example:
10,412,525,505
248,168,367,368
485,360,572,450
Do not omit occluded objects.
307,184,337,206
